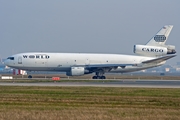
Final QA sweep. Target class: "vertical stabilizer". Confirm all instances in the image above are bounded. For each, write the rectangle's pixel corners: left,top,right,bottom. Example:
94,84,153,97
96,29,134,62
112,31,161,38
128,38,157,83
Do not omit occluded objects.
146,25,173,46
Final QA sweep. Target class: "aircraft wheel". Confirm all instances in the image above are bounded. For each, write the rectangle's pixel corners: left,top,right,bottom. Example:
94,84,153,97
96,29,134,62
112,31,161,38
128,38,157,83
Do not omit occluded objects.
28,75,32,79
93,76,106,79
100,76,106,79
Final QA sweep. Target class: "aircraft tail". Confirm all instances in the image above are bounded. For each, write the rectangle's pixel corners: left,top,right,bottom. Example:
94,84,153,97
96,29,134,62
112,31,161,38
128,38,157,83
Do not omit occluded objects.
133,25,176,57
146,25,173,46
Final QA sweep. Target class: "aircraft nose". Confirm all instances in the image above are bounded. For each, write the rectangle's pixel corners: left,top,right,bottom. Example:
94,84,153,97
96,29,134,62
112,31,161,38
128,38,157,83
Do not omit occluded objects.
4,59,9,66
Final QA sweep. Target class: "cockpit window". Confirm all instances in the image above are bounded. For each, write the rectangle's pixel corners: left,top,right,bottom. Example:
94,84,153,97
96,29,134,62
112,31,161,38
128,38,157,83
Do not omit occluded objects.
7,57,14,60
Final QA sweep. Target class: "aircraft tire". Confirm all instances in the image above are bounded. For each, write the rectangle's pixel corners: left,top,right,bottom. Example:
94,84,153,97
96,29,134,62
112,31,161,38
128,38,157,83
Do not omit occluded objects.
92,76,106,79
100,76,106,79
28,75,32,79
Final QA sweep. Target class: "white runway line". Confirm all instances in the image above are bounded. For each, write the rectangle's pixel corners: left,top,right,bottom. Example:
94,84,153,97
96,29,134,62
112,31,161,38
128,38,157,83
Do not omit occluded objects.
0,80,180,88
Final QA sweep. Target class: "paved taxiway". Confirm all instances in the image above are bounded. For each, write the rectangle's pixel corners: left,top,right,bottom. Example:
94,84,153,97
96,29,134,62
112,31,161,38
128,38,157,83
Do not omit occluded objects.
0,80,180,88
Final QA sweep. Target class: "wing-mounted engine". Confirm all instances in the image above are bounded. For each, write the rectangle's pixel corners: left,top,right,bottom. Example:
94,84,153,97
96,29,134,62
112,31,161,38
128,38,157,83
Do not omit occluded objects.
66,67,91,76
134,45,176,56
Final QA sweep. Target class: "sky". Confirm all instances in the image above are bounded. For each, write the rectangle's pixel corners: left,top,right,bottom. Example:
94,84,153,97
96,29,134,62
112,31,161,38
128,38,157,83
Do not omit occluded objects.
0,0,179,64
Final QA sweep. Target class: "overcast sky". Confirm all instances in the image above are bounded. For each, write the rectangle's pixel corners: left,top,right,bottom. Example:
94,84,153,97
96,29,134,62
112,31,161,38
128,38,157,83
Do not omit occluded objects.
0,1,179,64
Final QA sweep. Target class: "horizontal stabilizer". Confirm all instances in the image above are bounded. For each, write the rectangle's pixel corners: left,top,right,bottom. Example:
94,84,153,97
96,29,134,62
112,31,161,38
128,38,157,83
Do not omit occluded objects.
142,55,176,64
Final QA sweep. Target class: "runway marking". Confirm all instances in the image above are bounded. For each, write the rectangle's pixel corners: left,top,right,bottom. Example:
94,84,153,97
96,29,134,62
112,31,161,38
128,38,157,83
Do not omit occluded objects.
0,80,180,88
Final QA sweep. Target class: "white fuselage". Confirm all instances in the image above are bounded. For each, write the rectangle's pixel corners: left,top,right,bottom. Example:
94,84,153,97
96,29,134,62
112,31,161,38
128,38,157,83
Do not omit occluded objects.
4,52,164,73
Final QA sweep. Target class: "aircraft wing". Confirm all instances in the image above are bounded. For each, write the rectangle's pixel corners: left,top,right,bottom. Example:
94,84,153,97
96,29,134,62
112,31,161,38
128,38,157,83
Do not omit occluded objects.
74,64,134,68
74,55,176,68
142,55,176,64
85,64,134,68
73,55,176,72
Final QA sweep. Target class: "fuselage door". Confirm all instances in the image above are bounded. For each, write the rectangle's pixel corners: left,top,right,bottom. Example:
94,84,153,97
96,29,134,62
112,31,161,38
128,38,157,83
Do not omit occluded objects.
18,56,22,64
85,59,89,65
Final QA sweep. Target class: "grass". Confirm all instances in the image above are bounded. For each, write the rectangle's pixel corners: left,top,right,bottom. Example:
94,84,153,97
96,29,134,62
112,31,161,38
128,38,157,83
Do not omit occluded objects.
0,86,180,120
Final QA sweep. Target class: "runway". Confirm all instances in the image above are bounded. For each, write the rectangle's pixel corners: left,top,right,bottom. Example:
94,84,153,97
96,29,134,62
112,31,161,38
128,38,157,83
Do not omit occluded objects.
0,80,180,88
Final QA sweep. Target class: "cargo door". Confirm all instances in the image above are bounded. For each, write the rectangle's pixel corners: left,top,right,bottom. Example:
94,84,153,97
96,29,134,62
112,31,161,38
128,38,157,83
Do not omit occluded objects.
85,58,89,65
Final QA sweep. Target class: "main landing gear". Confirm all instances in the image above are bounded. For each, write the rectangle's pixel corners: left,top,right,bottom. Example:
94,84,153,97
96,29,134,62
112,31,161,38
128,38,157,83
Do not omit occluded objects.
92,76,106,79
92,72,106,79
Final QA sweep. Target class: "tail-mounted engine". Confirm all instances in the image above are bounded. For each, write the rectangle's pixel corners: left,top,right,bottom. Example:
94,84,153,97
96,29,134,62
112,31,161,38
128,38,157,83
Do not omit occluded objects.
134,45,176,56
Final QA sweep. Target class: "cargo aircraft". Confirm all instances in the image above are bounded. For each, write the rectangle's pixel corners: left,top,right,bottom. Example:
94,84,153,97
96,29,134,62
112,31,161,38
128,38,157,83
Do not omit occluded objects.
4,25,176,79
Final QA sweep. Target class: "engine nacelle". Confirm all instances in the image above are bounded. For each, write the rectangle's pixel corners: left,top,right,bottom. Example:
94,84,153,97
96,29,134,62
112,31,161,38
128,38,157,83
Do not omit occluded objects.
66,67,86,76
134,45,176,56
163,45,176,54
